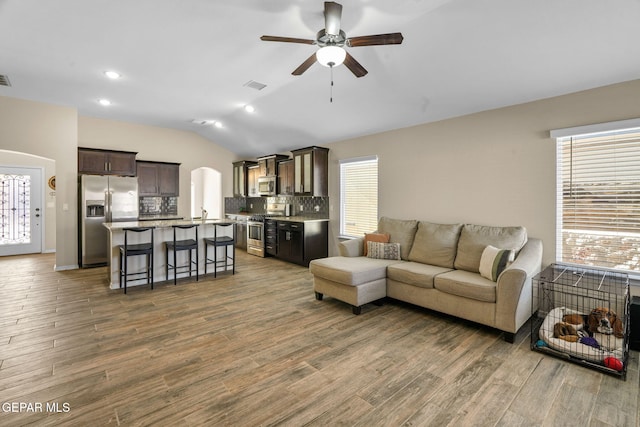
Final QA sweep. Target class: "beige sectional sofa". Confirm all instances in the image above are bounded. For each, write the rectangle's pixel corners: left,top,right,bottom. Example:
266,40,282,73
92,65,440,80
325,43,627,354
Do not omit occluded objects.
309,217,543,342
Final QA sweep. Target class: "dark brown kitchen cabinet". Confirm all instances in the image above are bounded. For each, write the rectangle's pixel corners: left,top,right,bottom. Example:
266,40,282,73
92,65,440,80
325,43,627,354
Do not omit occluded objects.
275,220,328,266
137,161,180,196
257,154,288,177
265,219,278,256
78,148,137,176
277,222,303,265
292,146,328,197
247,165,260,197
277,159,295,195
233,160,257,197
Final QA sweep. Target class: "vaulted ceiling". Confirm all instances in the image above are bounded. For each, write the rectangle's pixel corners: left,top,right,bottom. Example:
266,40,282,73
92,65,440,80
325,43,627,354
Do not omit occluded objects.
1,0,639,158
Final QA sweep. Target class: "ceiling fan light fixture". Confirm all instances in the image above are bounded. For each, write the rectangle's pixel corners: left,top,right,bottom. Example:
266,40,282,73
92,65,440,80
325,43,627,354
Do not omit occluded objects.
316,46,346,67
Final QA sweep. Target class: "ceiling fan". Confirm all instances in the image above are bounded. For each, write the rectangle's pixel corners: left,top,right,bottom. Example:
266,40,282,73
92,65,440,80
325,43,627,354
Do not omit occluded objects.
260,1,404,78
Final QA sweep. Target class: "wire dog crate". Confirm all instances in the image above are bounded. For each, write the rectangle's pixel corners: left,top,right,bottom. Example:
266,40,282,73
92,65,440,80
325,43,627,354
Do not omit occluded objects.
530,263,630,379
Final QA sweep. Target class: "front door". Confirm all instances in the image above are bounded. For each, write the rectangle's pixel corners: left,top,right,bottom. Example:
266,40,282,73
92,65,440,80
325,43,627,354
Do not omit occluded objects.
0,167,43,256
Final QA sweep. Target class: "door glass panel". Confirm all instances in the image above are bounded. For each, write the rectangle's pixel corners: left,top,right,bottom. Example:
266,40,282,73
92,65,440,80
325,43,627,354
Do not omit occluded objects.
248,223,263,240
0,173,31,245
303,152,312,192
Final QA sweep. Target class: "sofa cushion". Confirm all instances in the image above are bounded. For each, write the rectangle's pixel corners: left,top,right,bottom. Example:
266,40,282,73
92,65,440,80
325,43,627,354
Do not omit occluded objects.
434,270,497,303
367,242,401,260
309,256,402,287
454,224,527,273
363,232,390,256
378,217,418,260
387,262,453,289
408,221,462,268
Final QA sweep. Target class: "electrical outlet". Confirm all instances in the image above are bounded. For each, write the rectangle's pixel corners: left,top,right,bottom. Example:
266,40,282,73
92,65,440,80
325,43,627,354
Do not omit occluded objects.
299,204,304,212
250,203,253,209
314,205,320,212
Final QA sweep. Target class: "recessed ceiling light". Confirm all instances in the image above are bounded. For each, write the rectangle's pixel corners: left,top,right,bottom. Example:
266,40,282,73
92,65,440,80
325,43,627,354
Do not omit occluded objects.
244,105,255,113
98,99,111,106
214,122,223,128
104,70,121,79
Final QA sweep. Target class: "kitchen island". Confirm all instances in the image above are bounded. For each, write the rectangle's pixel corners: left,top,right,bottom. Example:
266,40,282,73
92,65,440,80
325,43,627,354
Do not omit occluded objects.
103,219,238,290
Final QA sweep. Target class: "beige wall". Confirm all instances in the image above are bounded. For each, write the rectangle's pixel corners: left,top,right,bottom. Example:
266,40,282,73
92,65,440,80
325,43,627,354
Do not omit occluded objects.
3,78,640,270
0,95,237,270
326,79,640,267
0,96,78,270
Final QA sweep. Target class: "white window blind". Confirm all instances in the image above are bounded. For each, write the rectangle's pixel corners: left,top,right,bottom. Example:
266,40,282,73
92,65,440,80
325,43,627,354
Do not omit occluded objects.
340,156,378,238
556,128,640,272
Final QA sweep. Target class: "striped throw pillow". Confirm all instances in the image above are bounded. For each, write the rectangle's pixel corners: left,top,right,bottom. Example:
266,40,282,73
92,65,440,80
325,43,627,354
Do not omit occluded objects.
367,241,401,260
479,245,513,281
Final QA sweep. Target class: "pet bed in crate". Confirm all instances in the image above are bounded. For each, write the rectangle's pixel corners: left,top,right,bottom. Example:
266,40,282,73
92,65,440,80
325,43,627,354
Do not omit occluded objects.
539,307,624,363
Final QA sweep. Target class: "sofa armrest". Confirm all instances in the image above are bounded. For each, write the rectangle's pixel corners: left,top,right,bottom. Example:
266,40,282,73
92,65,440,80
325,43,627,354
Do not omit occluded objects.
495,238,543,333
339,238,364,257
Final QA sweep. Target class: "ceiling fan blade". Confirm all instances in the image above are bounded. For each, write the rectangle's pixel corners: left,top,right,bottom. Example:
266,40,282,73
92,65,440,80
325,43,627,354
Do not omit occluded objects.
260,35,315,45
292,53,318,76
324,1,343,36
343,52,368,78
347,32,404,47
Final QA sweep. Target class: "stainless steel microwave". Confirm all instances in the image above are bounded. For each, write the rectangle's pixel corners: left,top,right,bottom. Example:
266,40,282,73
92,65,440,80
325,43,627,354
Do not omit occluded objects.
258,176,276,196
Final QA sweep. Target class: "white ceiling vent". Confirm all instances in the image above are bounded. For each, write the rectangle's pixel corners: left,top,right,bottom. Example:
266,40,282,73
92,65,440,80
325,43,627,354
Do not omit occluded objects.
191,119,215,126
243,80,266,91
0,74,11,87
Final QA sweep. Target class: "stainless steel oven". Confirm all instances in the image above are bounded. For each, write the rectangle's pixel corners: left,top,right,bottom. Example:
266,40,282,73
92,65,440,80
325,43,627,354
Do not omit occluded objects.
247,219,266,257
246,203,291,258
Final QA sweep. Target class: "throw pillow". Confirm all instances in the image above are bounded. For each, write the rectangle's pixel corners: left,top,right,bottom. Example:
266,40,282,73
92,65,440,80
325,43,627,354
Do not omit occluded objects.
367,241,401,260
479,245,513,282
363,232,390,256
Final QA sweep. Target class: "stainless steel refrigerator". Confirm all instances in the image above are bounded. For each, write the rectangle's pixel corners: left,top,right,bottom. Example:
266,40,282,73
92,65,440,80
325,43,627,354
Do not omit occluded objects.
79,175,139,267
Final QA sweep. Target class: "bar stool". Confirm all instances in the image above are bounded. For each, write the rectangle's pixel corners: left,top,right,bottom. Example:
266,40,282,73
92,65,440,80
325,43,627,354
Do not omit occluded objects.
165,224,199,285
119,227,155,294
204,222,236,277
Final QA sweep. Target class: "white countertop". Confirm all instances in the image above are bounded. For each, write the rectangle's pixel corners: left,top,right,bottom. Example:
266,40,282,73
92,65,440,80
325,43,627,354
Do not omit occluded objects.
103,218,239,230
272,216,329,223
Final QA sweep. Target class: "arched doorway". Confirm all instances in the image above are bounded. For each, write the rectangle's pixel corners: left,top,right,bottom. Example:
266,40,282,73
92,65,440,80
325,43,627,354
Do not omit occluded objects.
191,167,222,219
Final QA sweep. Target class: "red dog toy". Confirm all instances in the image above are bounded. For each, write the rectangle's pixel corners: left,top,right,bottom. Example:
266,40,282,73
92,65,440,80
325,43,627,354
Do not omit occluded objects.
603,357,623,371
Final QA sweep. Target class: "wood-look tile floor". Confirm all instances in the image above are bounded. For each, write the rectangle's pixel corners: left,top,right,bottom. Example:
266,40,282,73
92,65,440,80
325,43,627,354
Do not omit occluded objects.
0,252,638,426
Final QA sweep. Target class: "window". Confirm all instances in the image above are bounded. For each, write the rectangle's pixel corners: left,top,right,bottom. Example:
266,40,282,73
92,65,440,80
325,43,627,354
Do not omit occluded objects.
553,119,640,272
340,156,378,238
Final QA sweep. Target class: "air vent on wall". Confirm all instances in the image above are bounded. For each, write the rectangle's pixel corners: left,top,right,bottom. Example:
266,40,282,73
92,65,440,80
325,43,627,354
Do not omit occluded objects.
243,80,267,91
0,74,11,87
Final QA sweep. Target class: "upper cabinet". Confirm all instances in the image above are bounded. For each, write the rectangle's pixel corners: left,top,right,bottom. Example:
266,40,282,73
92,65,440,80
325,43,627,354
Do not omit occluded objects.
247,165,260,197
292,146,329,197
233,160,257,197
137,161,180,196
78,148,137,176
257,154,289,177
277,159,295,196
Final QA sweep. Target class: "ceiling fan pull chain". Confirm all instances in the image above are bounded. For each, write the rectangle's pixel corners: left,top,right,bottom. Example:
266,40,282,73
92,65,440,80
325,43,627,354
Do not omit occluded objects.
330,63,334,103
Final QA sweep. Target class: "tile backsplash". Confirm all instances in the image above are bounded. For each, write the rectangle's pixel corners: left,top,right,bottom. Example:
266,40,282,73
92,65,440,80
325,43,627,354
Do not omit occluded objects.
225,196,328,217
140,196,178,215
